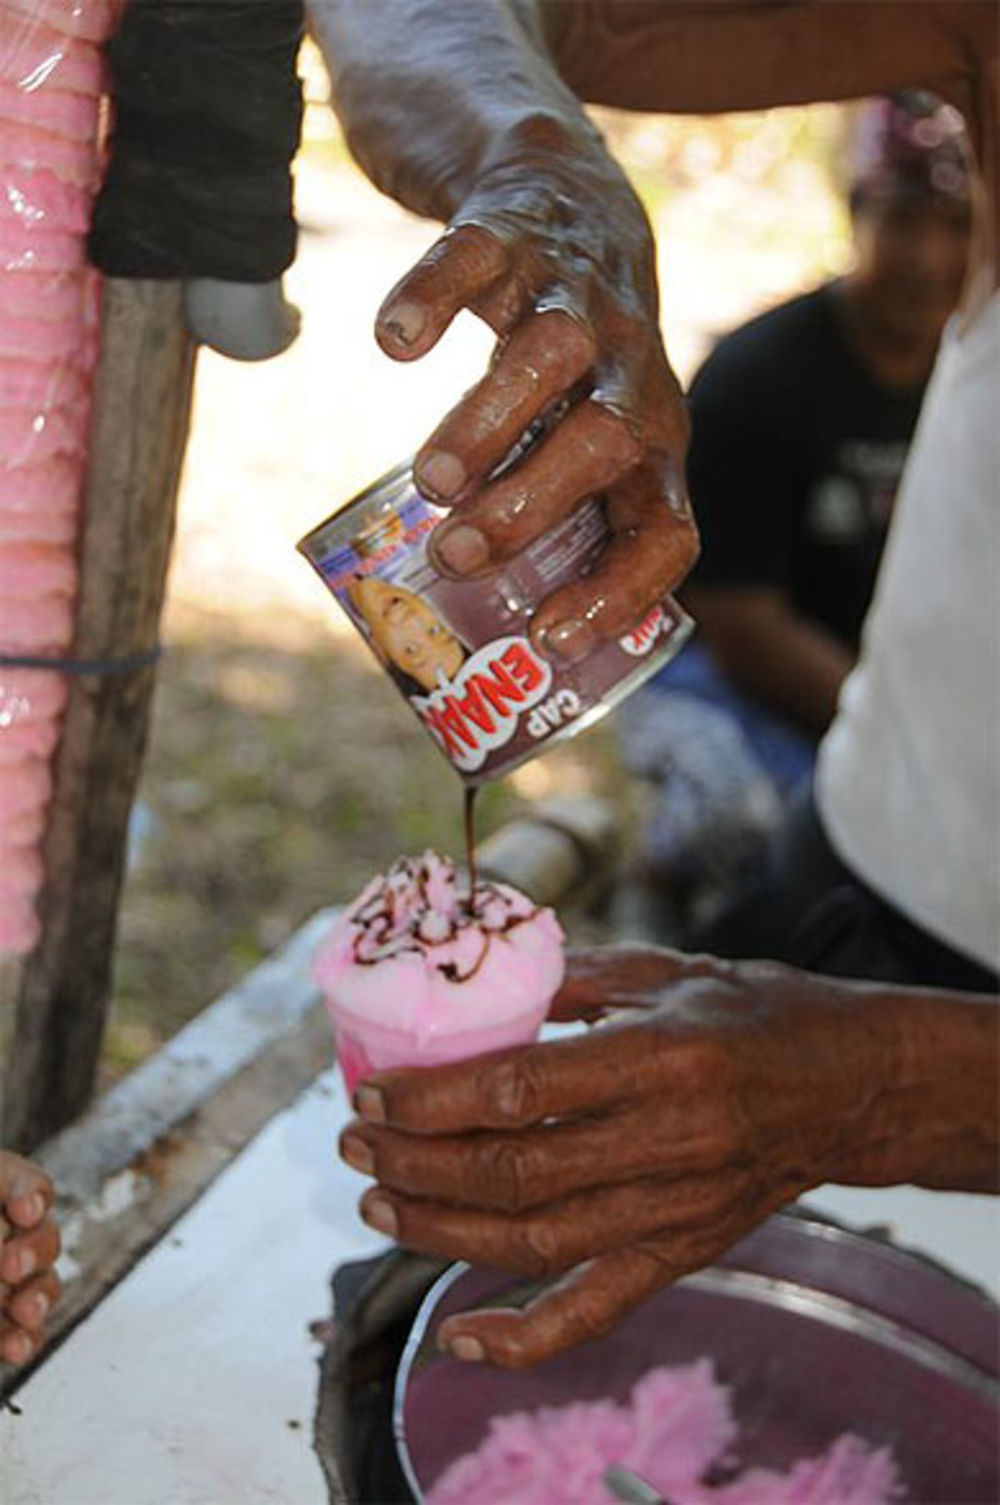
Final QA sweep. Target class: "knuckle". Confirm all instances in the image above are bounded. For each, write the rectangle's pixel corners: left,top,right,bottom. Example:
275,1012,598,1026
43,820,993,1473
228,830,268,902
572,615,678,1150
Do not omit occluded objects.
480,1056,545,1128
470,1139,534,1213
512,1217,564,1279
589,402,643,469
569,1284,626,1344
537,310,597,372
675,521,701,575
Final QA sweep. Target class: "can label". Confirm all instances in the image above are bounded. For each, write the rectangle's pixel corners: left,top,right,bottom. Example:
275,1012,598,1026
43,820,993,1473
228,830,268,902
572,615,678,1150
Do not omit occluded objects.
299,464,691,783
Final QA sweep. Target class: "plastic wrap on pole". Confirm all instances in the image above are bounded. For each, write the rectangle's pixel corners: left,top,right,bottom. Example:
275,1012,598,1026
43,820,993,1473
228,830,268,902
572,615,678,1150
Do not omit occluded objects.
0,0,125,956
89,0,305,281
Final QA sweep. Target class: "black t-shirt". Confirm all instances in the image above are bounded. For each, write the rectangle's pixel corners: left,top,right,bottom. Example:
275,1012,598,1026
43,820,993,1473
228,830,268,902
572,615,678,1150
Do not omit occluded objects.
686,282,928,649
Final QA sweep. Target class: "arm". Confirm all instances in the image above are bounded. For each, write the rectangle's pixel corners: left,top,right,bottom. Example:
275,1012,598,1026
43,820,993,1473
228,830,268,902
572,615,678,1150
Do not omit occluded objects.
541,2,995,147
308,0,699,656
685,583,852,735
540,0,996,271
339,947,998,1367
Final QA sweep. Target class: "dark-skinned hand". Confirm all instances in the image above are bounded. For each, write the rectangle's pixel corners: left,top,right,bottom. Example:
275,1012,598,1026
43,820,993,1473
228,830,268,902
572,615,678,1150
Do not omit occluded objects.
338,945,997,1368
1,1150,61,1367
375,120,699,664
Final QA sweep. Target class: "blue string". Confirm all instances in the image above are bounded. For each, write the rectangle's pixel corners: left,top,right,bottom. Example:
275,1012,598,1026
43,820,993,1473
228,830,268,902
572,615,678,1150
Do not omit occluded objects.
0,646,162,677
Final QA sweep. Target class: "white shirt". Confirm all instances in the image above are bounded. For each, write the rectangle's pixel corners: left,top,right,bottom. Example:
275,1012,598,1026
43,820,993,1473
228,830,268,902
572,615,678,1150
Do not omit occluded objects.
817,292,1000,974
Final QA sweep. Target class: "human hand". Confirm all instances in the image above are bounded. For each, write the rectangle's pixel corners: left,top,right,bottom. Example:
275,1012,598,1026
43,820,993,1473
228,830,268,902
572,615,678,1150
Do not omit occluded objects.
376,119,698,662
1,1150,61,1367
338,947,897,1367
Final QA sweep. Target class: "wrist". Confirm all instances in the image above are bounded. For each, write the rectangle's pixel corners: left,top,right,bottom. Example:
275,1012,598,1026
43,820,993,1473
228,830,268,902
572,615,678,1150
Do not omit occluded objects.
821,986,999,1192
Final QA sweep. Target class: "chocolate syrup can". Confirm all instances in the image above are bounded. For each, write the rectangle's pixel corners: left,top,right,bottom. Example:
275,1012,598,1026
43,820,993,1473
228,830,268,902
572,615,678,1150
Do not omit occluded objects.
298,463,692,785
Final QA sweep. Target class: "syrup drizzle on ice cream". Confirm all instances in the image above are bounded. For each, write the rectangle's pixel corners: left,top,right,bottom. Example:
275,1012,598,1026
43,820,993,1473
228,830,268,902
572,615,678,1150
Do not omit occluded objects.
314,850,564,1091
350,851,539,983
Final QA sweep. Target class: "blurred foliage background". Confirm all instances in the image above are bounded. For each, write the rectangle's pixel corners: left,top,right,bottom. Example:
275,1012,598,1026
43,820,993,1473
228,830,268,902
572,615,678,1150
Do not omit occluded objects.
102,43,857,1083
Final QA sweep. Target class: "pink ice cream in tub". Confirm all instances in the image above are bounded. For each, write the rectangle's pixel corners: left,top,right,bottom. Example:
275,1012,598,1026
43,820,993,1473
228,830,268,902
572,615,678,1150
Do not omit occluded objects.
313,851,565,1095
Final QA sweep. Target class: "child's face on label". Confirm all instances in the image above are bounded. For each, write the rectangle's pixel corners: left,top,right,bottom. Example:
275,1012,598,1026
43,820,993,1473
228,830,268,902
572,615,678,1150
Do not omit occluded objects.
353,578,464,689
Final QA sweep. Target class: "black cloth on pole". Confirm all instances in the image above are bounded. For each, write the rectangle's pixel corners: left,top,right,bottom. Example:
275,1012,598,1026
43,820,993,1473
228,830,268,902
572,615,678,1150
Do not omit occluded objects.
89,0,306,281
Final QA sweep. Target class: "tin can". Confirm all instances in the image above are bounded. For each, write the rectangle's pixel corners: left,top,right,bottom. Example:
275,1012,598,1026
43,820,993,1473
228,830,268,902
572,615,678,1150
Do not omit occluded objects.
298,464,692,784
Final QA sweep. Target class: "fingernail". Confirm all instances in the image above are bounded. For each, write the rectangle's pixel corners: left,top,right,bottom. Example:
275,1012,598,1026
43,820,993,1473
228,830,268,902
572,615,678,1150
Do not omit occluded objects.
2,1332,32,1365
418,451,466,501
361,1193,398,1238
354,1085,386,1125
537,618,598,664
8,1193,45,1227
447,1335,485,1363
340,1133,375,1176
380,300,425,348
24,1292,49,1324
2,1248,35,1282
435,523,490,574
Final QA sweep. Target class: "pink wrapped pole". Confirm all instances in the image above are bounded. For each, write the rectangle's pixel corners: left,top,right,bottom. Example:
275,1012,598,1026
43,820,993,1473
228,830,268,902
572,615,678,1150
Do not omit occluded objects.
0,0,125,956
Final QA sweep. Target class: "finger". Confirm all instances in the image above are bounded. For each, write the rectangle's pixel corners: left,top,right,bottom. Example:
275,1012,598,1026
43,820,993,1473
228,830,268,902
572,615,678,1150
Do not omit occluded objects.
4,1269,60,1333
431,1180,799,1370
0,1216,60,1285
376,225,510,361
354,1021,672,1135
0,1151,54,1228
413,310,596,503
359,1166,751,1279
0,1323,38,1366
530,456,699,662
437,1247,669,1369
342,1094,745,1212
429,399,641,577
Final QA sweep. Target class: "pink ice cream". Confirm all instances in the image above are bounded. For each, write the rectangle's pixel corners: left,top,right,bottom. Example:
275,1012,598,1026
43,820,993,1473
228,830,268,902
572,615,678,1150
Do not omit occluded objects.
426,1360,902,1505
314,851,565,1094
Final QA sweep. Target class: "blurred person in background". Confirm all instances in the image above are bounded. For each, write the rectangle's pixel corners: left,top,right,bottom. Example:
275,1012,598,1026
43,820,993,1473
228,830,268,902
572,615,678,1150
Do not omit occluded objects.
619,92,972,937
313,0,998,1369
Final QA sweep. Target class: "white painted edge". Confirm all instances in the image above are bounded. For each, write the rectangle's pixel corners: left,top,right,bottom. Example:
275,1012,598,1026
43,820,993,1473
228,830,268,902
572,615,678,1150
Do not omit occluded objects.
38,908,337,1204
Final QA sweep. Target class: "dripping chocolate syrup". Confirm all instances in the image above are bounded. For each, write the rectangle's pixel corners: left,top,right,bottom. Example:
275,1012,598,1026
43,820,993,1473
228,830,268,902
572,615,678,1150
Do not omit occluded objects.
464,784,479,907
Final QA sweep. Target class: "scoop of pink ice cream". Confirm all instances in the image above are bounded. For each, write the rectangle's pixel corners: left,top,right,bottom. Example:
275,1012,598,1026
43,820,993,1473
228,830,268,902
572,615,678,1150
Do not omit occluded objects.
315,851,565,1088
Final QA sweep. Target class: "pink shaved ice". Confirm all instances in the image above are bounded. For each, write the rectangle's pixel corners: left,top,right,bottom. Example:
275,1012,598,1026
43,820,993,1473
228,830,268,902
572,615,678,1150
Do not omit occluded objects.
425,1360,902,1505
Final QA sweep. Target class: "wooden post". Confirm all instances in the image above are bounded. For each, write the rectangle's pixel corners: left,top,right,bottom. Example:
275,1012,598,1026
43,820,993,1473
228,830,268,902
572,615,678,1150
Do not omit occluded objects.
1,280,196,1152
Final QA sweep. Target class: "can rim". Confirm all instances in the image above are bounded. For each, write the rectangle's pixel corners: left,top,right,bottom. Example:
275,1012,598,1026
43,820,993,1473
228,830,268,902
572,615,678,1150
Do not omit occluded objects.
296,459,415,561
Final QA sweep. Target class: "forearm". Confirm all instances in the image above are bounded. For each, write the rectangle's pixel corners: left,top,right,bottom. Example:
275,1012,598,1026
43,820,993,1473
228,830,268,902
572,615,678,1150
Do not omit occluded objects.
685,585,851,736
307,0,608,222
540,1,991,142
828,983,999,1194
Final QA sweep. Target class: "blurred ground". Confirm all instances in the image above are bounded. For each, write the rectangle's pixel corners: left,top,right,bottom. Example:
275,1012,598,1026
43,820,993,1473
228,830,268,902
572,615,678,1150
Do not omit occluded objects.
101,50,854,1082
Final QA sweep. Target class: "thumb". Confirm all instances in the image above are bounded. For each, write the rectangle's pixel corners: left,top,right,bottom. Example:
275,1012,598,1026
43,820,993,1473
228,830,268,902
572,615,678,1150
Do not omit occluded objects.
550,944,718,1022
436,1247,669,1369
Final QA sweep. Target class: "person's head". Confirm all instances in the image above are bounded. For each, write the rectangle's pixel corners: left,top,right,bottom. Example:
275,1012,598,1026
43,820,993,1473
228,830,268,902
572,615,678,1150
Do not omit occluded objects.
847,93,972,343
348,576,465,691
